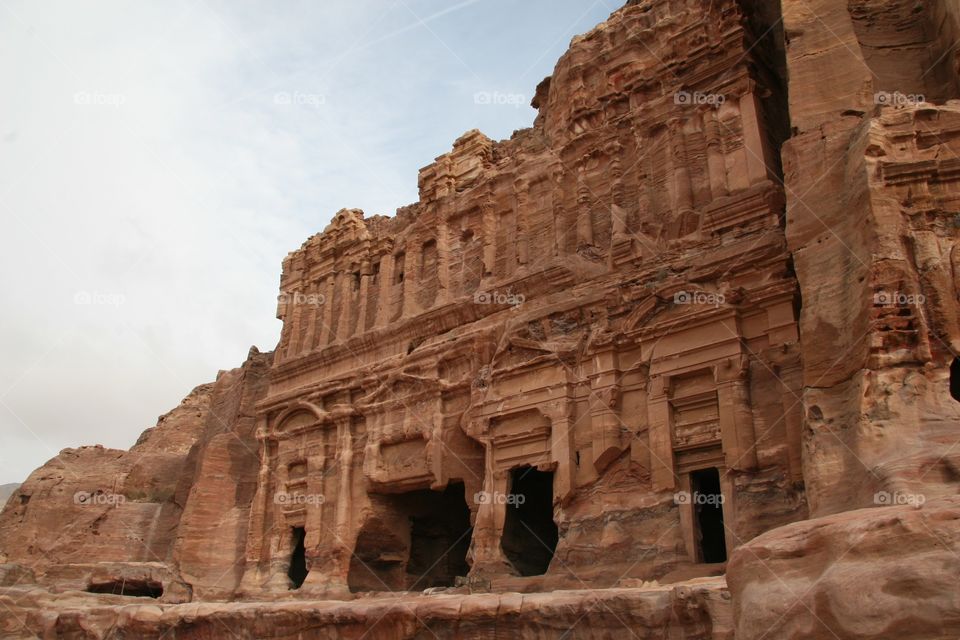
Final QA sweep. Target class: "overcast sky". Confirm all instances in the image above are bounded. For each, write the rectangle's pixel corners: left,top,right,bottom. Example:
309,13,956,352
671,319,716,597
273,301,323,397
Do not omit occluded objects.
0,0,614,484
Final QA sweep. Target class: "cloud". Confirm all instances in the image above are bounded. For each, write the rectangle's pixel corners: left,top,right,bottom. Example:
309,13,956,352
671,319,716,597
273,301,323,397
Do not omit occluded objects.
0,0,612,483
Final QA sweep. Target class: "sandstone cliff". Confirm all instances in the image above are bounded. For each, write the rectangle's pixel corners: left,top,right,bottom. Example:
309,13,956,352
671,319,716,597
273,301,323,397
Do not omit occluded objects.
0,381,212,574
0,348,273,606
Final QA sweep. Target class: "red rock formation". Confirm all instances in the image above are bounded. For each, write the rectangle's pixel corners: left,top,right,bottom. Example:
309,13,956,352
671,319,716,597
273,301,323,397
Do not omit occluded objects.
780,0,960,516
728,497,960,640
1,579,733,639
0,349,272,604
1,0,959,637
720,1,960,637
0,382,212,581
171,349,273,600
238,0,803,601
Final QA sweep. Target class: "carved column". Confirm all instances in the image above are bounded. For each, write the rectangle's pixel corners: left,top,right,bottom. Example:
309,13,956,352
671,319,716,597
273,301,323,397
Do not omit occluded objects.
609,142,627,237
262,452,297,592
481,195,497,279
576,163,594,247
277,295,294,362
547,397,576,501
401,247,418,318
628,363,651,474
335,271,353,343
634,125,652,223
677,472,697,561
334,418,353,542
590,346,623,472
716,356,758,471
647,375,675,490
436,212,452,305
426,389,445,487
739,90,772,185
551,167,565,256
514,177,529,267
608,140,633,263
328,417,354,587
239,424,273,593
319,275,336,345
504,206,518,277
285,293,304,358
374,253,393,328
305,452,326,550
703,107,728,199
469,432,514,575
720,100,750,192
668,118,694,215
356,259,372,334
301,285,318,353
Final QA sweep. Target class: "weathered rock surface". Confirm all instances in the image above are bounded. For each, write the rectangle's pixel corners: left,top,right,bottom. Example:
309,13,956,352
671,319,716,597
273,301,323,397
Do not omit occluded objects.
0,349,273,605
784,88,960,523
172,348,273,600
0,0,959,637
0,381,213,573
0,578,732,639
744,0,960,637
727,497,960,640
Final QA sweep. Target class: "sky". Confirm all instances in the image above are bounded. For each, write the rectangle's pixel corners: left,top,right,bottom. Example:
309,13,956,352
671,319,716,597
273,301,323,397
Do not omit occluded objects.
0,0,616,484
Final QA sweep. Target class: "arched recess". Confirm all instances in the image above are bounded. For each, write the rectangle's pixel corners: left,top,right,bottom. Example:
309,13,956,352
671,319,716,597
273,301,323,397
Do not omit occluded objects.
273,401,325,434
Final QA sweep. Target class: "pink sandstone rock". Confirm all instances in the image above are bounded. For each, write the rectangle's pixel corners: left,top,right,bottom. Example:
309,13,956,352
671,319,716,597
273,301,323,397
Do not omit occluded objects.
727,497,960,640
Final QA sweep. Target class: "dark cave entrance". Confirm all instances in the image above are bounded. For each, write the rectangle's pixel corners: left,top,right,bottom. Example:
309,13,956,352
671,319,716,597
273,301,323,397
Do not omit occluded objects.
406,483,472,590
501,466,558,576
288,526,308,589
692,468,727,564
348,482,472,592
86,579,163,598
951,358,960,402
